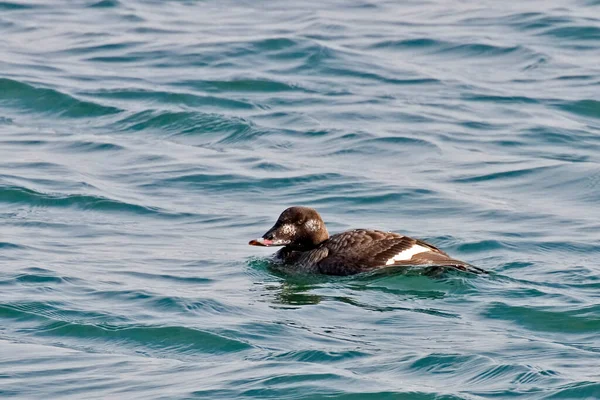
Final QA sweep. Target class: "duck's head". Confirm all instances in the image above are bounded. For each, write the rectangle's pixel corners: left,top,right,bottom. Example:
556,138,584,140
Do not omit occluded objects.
249,206,329,250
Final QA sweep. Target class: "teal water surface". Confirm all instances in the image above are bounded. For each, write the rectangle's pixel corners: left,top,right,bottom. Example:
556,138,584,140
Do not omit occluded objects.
1,1,600,399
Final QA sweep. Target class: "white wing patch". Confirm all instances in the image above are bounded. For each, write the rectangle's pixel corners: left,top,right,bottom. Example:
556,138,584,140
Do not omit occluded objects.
385,244,430,265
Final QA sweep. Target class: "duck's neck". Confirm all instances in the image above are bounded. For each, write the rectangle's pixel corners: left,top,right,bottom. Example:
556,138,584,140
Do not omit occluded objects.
288,228,329,252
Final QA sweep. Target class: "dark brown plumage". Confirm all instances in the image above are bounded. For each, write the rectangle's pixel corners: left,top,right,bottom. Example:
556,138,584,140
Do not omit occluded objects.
249,206,486,276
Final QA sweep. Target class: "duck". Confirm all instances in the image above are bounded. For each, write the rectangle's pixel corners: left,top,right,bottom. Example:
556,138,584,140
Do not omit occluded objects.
249,206,485,275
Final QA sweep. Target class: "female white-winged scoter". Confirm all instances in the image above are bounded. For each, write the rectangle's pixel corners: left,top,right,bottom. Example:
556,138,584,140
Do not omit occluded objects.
249,206,486,275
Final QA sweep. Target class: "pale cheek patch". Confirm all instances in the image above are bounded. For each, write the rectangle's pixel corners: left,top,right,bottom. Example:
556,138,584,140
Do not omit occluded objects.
385,244,430,265
281,224,296,236
305,219,320,232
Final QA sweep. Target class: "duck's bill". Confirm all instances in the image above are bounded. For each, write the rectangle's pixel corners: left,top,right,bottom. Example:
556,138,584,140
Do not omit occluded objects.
248,238,273,246
248,238,290,247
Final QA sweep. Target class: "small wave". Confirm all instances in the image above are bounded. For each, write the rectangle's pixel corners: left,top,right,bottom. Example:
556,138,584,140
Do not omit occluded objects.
311,191,433,208
468,363,559,386
317,64,440,86
89,0,121,8
505,13,569,30
361,135,440,152
1,302,251,354
0,78,122,118
539,25,600,42
319,132,439,158
247,160,292,172
116,271,213,285
370,38,441,50
59,140,125,153
371,37,532,60
112,109,257,145
87,88,255,110
196,36,327,68
521,126,594,146
409,353,486,375
452,165,558,184
457,240,511,253
555,99,600,120
173,78,307,93
0,185,169,216
484,302,600,333
157,172,344,196
0,301,125,325
14,273,65,285
38,322,252,354
546,382,600,399
0,1,37,10
0,241,25,250
6,268,82,286
251,37,299,52
463,93,539,104
268,349,369,363
60,41,143,56
82,288,244,321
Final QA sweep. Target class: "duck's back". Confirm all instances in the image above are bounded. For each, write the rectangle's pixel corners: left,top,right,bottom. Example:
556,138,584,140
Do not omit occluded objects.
295,229,479,275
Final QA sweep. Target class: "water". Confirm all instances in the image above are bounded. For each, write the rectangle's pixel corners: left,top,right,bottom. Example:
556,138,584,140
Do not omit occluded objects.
1,0,599,398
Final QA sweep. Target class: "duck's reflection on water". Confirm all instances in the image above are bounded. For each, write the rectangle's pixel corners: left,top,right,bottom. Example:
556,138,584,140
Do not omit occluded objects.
251,262,470,319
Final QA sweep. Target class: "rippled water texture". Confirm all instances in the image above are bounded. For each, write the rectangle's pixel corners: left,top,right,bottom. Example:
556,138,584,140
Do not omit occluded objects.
1,0,600,398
